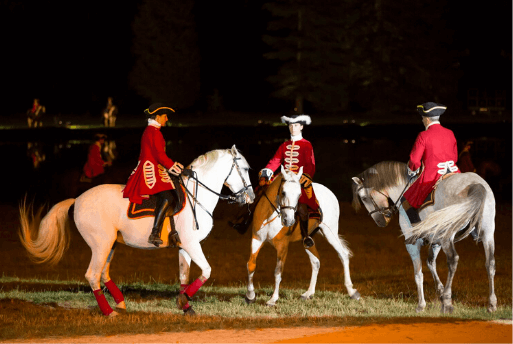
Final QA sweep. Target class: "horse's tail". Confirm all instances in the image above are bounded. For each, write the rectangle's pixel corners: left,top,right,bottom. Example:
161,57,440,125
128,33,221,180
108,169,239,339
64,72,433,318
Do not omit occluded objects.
338,234,353,258
19,198,76,266
408,183,486,244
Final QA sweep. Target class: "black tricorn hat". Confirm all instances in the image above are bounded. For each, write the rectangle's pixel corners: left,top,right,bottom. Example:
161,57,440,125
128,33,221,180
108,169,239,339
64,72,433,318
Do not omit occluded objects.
144,103,175,118
280,113,312,125
417,102,447,117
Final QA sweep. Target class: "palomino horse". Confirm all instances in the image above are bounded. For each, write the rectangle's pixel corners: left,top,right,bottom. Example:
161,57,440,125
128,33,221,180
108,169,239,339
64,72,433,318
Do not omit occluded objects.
242,166,360,306
352,161,497,313
19,145,255,316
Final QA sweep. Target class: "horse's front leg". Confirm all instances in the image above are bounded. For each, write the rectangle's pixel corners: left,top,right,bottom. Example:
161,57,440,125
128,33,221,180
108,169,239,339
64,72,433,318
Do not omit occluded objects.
440,240,459,314
267,239,289,306
405,239,426,312
176,240,211,314
178,249,194,314
426,243,444,295
301,245,320,300
245,236,265,304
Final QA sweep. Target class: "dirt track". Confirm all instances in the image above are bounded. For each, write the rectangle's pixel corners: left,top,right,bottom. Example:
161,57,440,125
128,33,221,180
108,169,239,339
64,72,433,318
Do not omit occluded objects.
6,321,512,343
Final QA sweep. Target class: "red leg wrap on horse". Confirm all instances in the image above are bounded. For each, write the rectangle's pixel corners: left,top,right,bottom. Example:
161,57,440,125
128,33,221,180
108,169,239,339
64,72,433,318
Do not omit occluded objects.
105,280,124,304
180,284,190,310
93,289,113,316
184,278,205,298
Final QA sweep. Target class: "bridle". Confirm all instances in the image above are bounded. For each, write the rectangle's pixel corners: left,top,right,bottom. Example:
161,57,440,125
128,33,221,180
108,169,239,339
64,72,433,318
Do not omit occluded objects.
223,155,252,203
263,179,299,216
355,177,410,220
179,153,252,229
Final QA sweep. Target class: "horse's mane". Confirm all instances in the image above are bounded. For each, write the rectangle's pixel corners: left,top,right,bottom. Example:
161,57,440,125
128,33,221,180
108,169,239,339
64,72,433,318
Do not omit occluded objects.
352,161,407,211
188,148,249,173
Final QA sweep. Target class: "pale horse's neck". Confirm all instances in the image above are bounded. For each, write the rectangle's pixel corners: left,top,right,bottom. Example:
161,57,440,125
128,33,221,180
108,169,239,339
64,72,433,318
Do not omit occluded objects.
383,178,409,206
188,154,232,213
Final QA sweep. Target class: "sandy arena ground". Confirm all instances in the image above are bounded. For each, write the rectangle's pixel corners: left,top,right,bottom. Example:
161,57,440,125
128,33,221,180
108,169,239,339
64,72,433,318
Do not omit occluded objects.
6,320,512,343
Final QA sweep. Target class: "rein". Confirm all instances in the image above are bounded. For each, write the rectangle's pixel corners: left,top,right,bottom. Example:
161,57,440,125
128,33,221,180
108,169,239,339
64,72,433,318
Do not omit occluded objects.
263,179,298,217
357,177,412,219
178,154,251,230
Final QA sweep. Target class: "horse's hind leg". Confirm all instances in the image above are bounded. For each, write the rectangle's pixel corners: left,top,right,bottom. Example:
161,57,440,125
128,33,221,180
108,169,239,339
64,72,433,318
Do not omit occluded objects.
100,242,126,312
301,245,320,300
321,227,359,299
426,244,444,295
85,240,118,316
440,240,459,314
405,239,426,312
482,231,497,312
246,237,264,304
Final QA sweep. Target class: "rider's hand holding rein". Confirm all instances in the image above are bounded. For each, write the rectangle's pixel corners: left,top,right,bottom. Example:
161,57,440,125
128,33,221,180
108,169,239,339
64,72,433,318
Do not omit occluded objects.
169,162,184,176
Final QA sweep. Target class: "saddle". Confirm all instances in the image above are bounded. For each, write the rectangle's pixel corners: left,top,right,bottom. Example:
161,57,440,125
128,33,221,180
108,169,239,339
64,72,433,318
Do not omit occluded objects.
418,172,458,211
127,182,186,219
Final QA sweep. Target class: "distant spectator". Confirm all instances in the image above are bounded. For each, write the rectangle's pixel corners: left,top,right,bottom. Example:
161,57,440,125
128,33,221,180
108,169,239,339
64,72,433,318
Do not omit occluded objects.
80,134,112,183
458,141,476,173
27,98,45,128
103,97,118,127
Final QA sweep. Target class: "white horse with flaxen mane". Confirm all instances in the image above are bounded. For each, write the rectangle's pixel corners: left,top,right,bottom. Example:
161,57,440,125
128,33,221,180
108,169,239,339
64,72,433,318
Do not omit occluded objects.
19,145,254,316
352,161,497,313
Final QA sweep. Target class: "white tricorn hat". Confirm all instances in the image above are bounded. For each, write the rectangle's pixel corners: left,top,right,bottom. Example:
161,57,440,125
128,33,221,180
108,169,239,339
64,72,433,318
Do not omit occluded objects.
280,113,312,125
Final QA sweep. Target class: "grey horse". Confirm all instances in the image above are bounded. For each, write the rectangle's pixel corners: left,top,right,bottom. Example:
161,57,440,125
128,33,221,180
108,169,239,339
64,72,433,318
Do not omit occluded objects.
351,161,496,313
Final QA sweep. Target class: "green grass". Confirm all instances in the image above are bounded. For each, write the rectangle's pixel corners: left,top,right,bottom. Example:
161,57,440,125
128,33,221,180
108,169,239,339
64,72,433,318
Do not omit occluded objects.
0,279,511,340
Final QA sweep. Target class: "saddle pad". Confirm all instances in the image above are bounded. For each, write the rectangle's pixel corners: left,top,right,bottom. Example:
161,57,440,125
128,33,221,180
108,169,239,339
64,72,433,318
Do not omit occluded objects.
418,172,457,211
127,184,186,219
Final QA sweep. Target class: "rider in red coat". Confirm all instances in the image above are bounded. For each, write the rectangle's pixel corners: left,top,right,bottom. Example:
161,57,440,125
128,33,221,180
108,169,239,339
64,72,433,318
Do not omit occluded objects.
122,103,184,247
260,113,319,248
402,102,460,224
83,134,111,180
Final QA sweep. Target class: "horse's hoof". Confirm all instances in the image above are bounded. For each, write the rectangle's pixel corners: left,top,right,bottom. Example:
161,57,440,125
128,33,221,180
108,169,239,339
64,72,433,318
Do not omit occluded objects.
115,307,127,313
115,301,127,313
487,304,497,313
266,302,276,307
350,291,361,300
183,306,196,316
441,304,454,314
244,296,256,305
416,305,425,313
176,294,189,310
300,295,313,300
108,311,119,317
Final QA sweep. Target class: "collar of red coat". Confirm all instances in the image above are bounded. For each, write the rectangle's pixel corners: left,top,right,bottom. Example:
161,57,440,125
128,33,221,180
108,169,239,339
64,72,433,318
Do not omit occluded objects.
425,121,440,130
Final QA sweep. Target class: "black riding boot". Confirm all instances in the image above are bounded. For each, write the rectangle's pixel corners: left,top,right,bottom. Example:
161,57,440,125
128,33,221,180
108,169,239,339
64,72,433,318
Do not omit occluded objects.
148,190,180,247
300,216,314,249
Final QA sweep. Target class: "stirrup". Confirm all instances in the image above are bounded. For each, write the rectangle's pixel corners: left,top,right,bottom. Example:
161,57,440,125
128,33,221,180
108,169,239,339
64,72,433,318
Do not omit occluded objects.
303,236,314,249
148,232,163,247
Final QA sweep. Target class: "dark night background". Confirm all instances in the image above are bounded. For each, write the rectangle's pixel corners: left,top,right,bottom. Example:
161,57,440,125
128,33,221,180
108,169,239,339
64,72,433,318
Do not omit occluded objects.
1,0,511,118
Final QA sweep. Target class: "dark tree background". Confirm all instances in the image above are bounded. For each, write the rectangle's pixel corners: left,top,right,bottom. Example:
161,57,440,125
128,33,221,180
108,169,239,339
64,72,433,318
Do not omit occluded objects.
130,0,200,110
0,0,510,118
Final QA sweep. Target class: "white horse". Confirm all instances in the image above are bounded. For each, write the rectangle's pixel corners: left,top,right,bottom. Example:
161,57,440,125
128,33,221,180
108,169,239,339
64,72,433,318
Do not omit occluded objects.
241,166,360,306
352,161,497,313
19,145,255,316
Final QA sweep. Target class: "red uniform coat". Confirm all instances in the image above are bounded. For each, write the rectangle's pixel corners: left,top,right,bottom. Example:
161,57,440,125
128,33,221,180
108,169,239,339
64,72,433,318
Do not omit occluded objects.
265,138,319,211
403,123,460,208
123,124,176,204
83,143,105,178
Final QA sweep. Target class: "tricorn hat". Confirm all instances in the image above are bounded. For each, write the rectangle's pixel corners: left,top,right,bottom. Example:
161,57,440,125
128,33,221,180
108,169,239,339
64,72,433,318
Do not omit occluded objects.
280,113,312,125
417,102,446,117
144,103,175,118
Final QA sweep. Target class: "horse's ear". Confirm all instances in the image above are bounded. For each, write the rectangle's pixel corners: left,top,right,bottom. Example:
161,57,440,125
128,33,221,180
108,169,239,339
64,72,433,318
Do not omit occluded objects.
297,166,304,178
280,165,285,176
352,177,363,187
230,144,238,156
